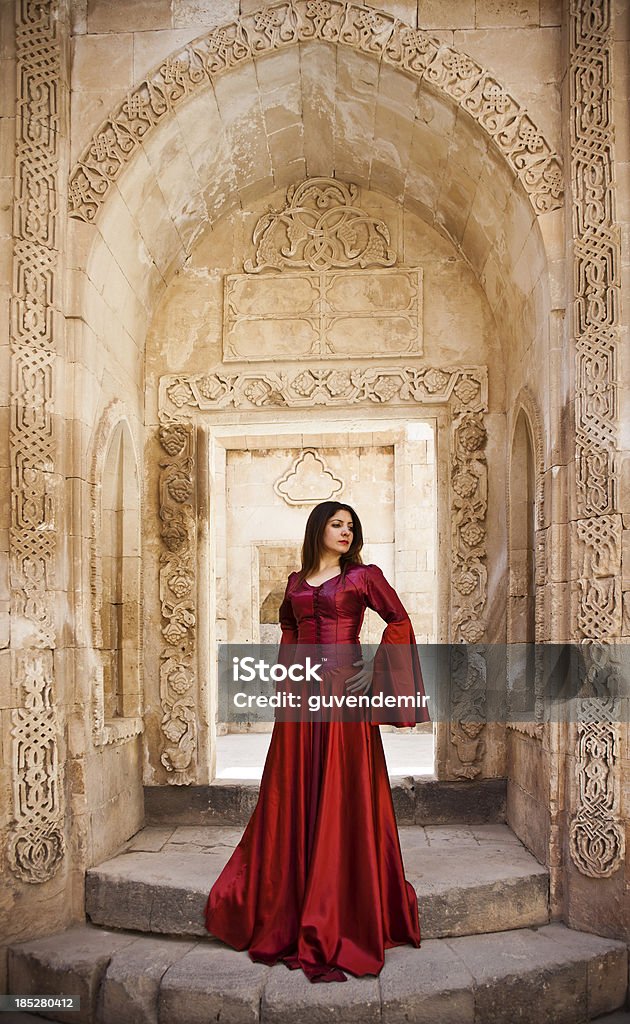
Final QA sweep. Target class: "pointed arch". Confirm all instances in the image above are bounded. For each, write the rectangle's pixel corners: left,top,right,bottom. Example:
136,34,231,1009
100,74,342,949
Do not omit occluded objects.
68,2,563,225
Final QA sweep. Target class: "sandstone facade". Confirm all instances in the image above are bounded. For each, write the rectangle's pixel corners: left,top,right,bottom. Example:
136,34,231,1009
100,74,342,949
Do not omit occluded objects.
1,0,629,990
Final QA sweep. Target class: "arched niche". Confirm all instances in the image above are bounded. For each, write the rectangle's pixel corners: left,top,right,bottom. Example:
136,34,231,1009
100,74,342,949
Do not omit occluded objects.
66,22,559,786
90,406,144,746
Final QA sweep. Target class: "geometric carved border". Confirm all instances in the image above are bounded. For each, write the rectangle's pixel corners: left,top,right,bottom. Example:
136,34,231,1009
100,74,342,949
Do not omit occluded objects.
568,0,624,878
8,0,66,883
68,2,563,224
158,363,488,782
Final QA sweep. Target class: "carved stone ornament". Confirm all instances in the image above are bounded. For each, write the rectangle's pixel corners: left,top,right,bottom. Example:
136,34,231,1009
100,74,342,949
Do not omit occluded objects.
274,448,344,505
8,0,66,883
244,177,395,272
68,3,563,224
158,422,198,784
158,364,488,781
568,0,625,878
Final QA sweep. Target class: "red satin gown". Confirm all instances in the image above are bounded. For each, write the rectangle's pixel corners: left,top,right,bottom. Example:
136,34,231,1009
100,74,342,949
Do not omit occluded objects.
205,563,431,983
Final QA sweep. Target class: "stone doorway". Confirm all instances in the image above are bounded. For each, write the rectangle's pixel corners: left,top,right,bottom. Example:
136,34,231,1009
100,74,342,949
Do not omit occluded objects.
205,418,437,779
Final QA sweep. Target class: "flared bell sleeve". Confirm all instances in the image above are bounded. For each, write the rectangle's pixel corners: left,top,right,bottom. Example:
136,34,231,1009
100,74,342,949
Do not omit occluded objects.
363,564,431,728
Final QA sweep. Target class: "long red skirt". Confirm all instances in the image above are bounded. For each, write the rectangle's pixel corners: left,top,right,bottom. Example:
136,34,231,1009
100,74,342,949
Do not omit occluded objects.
204,719,421,982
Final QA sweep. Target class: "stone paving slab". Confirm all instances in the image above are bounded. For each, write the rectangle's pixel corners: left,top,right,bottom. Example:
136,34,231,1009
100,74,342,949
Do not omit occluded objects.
99,934,196,1024
159,944,269,1024
7,925,137,1024
262,964,380,1024
86,824,549,941
379,940,474,1024
445,926,628,1024
6,923,627,1024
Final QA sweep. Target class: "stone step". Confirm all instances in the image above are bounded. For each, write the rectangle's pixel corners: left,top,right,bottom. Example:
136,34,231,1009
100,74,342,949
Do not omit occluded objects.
144,777,507,827
85,823,549,941
6,921,627,1024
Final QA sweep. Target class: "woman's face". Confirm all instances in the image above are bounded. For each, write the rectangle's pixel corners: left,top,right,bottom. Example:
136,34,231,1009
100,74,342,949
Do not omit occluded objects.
321,509,354,558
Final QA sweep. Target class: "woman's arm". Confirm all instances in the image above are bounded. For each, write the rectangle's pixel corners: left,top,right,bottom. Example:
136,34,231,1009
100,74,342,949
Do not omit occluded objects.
357,563,431,726
278,572,299,646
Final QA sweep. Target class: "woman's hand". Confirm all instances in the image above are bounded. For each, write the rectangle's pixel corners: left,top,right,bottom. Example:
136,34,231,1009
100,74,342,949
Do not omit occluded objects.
345,658,374,695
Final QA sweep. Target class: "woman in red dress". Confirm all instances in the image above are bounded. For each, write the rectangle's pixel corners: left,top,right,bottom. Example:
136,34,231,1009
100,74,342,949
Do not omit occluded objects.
205,501,431,983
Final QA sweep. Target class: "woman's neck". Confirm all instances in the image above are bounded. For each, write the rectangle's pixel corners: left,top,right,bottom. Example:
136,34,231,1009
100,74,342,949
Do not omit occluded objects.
318,554,341,572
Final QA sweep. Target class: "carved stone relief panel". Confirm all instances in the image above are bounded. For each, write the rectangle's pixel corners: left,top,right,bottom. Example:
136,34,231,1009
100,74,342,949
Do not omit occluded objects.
568,0,625,878
157,422,198,785
244,178,396,273
8,0,66,883
224,178,423,363
223,268,423,361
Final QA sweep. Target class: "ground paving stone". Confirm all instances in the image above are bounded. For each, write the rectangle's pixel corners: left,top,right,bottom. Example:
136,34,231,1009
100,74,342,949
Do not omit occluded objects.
97,934,195,1024
8,925,136,1024
379,940,474,1024
159,943,269,1024
261,963,380,1024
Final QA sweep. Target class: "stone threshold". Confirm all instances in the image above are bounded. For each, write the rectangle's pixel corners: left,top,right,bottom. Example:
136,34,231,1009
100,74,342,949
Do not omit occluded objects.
144,777,507,827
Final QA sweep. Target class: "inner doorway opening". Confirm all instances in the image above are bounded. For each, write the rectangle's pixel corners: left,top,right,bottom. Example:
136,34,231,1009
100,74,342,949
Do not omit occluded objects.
212,416,438,780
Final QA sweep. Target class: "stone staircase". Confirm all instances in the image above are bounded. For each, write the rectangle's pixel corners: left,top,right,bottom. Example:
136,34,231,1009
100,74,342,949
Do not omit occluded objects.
5,779,629,1024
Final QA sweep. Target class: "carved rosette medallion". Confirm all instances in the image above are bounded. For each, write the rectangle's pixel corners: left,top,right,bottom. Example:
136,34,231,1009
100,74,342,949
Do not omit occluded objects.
568,0,624,878
158,364,488,781
68,3,563,224
8,0,66,882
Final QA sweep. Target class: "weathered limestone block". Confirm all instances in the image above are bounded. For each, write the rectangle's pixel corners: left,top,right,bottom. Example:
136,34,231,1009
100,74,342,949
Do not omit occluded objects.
97,935,196,1024
447,926,627,1024
159,944,269,1024
8,926,136,1024
379,941,474,1024
262,965,380,1024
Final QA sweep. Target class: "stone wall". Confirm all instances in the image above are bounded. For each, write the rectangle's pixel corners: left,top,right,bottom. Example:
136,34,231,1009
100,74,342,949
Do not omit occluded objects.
2,0,628,963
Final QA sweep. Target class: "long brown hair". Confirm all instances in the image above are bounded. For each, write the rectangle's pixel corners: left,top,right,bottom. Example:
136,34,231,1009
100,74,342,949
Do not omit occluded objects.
297,501,363,583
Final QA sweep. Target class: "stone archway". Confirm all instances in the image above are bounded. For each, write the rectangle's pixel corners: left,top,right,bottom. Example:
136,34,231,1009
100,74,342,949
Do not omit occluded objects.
57,18,561,798
66,22,558,795
68,3,564,225
8,0,568,887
